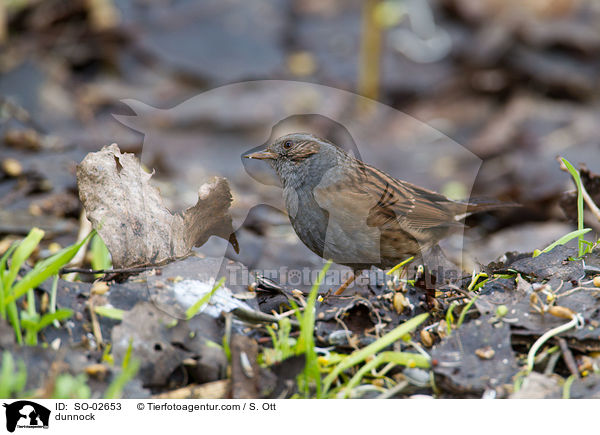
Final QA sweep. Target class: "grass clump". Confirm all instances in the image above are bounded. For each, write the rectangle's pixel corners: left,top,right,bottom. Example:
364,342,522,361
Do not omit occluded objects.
262,260,431,398
322,313,429,397
0,228,94,345
291,260,332,397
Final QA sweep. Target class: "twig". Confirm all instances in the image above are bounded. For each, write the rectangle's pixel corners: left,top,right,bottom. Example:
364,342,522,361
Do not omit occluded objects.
557,337,579,378
231,307,299,327
88,297,103,349
443,284,474,299
376,380,409,399
581,180,600,222
72,213,93,266
272,308,301,318
152,380,229,399
60,266,156,275
584,264,600,275
556,285,599,299
543,350,561,375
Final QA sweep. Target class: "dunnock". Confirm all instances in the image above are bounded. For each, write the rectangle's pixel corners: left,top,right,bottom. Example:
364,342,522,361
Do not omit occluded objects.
245,133,509,294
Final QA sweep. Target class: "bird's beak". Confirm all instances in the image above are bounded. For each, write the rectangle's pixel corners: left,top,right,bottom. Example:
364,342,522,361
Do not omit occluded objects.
244,150,277,160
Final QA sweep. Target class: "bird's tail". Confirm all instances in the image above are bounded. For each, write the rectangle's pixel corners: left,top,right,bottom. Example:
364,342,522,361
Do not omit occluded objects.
453,198,520,221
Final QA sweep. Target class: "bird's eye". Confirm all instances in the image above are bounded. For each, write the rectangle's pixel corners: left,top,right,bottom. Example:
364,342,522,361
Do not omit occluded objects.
283,141,293,149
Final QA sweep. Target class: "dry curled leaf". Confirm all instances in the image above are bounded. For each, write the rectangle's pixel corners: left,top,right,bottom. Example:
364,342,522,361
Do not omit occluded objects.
77,143,238,268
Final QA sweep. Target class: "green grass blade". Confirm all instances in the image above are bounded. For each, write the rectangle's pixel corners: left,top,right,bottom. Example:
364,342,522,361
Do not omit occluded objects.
22,295,40,346
341,351,430,397
0,243,18,319
24,288,38,346
323,312,429,394
533,228,592,257
562,374,576,399
52,373,91,399
104,358,140,399
278,317,293,358
297,260,331,397
457,295,479,328
185,277,225,319
560,158,586,257
0,352,26,398
35,309,73,331
104,337,140,399
386,256,414,275
49,275,59,328
13,359,27,397
0,351,15,398
122,337,134,369
265,324,278,347
446,301,458,335
4,228,44,294
7,302,22,345
90,234,112,278
94,306,125,321
5,231,94,305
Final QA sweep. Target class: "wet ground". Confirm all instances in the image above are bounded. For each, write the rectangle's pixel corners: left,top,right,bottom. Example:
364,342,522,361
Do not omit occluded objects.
1,0,600,398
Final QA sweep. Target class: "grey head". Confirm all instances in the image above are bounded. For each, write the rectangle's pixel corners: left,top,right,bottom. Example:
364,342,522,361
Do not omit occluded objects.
244,133,346,190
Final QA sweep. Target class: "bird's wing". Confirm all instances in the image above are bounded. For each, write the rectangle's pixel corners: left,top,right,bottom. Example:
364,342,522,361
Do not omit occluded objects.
313,163,464,234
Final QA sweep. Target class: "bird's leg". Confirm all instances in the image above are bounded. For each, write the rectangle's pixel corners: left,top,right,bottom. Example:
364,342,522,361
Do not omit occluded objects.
334,270,361,295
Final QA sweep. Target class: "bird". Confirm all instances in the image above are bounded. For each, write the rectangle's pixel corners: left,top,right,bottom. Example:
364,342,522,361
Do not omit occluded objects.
245,133,510,295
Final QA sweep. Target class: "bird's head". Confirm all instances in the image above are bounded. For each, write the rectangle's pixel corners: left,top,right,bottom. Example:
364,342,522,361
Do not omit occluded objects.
244,133,341,188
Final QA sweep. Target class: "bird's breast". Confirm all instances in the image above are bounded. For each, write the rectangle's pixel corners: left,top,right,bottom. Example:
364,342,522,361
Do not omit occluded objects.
282,185,385,267
283,186,328,256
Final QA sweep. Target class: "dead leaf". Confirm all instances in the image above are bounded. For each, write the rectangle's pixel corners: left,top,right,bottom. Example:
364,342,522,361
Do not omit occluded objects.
432,319,519,394
77,143,238,268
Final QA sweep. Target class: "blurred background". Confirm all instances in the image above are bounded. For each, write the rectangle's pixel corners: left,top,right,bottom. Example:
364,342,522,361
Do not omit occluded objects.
1,0,599,280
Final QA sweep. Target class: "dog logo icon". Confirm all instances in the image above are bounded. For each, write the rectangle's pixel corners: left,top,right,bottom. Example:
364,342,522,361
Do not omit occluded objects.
3,401,50,432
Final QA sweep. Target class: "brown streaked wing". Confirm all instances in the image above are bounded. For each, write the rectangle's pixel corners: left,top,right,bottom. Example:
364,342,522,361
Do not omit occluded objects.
312,160,463,234
358,163,462,231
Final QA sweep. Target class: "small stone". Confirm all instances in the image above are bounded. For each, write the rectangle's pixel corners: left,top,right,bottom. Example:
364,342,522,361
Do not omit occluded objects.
547,305,574,320
475,346,495,360
393,292,407,314
420,329,433,347
496,305,508,317
4,128,41,150
50,338,61,350
91,281,110,295
48,242,62,254
29,204,43,216
287,51,317,77
85,364,109,379
2,158,22,177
